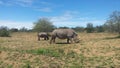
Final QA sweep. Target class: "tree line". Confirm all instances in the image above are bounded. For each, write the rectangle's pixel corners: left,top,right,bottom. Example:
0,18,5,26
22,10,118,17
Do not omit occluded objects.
0,11,120,37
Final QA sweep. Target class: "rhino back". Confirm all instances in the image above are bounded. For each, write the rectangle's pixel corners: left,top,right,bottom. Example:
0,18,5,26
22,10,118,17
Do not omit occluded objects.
52,29,75,39
38,32,47,35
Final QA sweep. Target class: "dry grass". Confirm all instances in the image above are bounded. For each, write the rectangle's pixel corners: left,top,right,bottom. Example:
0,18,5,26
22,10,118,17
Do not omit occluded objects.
0,32,120,68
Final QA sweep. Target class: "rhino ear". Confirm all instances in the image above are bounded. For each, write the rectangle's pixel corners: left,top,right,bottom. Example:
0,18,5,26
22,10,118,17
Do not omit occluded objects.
76,34,78,36
75,33,78,36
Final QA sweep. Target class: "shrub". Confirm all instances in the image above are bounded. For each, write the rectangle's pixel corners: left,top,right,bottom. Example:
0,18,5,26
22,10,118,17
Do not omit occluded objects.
0,26,10,37
33,18,56,32
10,28,18,32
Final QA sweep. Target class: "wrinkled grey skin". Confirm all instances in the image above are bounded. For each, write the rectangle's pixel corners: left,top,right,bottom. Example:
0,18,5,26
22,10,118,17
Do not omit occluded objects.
50,29,80,44
38,32,49,41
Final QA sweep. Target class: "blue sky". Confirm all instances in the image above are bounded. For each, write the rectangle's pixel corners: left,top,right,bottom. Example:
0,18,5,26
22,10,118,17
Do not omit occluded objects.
0,0,120,29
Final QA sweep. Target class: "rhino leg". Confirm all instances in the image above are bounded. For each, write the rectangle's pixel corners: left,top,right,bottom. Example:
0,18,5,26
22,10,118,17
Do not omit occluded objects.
44,36,49,40
38,36,40,41
46,36,49,40
70,38,73,43
53,37,56,43
67,38,69,43
50,36,56,44
67,37,73,43
44,37,46,40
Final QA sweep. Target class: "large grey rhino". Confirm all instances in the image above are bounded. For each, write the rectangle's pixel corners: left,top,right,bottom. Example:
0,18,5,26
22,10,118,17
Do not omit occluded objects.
38,32,49,41
50,29,80,44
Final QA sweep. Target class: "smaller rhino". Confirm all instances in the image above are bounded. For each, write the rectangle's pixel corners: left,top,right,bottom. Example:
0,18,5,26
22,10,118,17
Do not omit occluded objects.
38,32,49,41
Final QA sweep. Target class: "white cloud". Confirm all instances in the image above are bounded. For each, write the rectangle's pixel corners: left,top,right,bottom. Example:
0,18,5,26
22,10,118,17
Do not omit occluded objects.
0,20,33,29
51,19,105,27
51,21,84,27
87,20,106,26
0,0,34,7
16,0,34,3
33,1,55,12
40,1,52,5
50,11,105,27
36,7,52,12
0,9,105,29
12,0,34,7
0,19,105,29
0,0,54,12
51,11,76,22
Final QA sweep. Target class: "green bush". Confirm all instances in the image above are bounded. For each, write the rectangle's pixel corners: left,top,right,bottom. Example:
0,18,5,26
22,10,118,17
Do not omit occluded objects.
33,18,56,32
0,26,10,37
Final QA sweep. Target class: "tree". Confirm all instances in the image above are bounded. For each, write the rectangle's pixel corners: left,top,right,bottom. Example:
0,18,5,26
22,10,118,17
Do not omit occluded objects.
0,26,10,37
86,23,94,33
33,18,55,32
10,28,18,32
59,26,69,29
105,11,120,34
19,27,28,32
72,26,84,32
95,25,105,32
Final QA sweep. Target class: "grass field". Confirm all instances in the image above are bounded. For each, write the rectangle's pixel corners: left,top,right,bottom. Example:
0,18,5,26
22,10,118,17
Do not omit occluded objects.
0,32,120,68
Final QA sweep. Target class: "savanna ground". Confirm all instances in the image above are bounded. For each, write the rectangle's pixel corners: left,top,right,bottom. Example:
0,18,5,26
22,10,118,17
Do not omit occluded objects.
0,32,120,68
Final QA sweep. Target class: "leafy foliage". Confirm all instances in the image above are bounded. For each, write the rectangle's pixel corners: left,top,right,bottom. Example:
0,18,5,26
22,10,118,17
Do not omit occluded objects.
72,26,84,32
33,18,56,32
86,23,94,33
10,28,18,32
95,26,105,32
0,26,10,37
19,27,28,32
105,11,120,34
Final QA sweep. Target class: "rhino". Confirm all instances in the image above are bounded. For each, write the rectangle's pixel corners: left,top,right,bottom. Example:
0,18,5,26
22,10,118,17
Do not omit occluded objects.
50,29,80,44
38,32,49,41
